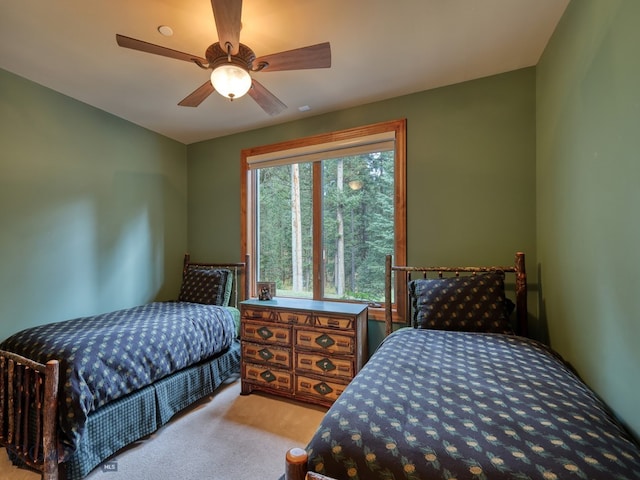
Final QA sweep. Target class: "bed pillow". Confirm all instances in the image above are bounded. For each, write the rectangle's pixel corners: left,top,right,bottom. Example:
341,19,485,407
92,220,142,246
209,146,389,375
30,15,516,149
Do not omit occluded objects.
178,268,233,306
408,272,514,334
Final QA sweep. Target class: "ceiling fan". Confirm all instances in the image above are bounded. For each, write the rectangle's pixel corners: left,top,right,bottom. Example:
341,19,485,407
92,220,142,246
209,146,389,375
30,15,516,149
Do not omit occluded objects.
116,0,331,116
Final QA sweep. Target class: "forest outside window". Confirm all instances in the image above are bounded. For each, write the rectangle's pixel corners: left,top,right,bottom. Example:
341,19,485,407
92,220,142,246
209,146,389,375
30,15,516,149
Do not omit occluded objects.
241,119,406,316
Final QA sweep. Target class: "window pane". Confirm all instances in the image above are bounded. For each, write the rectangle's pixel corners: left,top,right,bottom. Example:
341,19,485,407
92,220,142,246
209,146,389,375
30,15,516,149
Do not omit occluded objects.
322,151,395,303
256,162,313,298
243,119,406,312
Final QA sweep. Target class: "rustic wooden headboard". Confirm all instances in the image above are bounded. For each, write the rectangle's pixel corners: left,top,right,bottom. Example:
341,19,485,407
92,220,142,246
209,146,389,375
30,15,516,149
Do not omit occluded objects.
384,252,527,337
182,253,250,307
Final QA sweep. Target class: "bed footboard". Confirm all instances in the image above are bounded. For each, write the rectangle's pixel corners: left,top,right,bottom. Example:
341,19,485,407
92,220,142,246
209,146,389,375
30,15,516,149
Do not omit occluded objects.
0,350,60,480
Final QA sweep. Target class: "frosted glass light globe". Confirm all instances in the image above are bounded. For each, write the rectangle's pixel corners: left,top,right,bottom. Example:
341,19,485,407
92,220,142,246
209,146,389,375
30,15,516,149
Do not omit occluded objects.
210,64,252,100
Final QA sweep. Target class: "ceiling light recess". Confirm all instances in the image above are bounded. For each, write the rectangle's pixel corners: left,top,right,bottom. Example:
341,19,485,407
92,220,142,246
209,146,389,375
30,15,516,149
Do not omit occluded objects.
157,25,173,37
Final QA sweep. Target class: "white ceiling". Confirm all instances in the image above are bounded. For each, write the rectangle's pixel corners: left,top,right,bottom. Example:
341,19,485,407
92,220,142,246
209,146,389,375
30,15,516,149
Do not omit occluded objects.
0,0,569,145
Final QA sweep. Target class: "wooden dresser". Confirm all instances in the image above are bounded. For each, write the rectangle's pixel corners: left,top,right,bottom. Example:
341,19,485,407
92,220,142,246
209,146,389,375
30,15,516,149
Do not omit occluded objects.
240,298,368,407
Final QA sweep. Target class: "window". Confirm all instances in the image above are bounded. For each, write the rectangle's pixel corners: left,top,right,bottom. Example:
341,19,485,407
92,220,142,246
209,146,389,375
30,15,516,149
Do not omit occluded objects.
241,119,406,317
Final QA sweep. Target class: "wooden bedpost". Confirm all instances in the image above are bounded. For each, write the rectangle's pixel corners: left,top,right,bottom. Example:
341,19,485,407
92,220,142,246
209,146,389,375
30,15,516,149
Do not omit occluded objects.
385,254,393,337
515,252,527,337
42,360,59,480
182,253,191,276
285,447,308,480
244,254,251,301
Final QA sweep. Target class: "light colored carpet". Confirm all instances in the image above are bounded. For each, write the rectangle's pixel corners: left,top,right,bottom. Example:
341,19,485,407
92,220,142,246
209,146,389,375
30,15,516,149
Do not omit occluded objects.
0,378,327,480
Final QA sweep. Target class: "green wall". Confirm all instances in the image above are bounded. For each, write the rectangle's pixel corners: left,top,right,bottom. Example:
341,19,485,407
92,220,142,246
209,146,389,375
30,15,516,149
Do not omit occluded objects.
537,0,640,439
187,67,537,350
0,69,188,341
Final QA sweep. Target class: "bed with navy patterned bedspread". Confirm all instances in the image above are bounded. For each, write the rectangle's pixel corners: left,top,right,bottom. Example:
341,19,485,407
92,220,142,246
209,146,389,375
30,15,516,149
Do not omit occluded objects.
0,301,237,457
305,328,640,479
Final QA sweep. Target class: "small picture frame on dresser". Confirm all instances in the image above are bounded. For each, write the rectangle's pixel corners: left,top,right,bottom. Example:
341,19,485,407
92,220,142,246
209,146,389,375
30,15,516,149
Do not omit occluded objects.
257,282,276,300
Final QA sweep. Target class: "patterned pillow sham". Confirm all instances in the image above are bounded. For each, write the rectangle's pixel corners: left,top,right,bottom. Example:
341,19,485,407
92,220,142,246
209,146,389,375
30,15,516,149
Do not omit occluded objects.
408,272,514,334
178,268,233,306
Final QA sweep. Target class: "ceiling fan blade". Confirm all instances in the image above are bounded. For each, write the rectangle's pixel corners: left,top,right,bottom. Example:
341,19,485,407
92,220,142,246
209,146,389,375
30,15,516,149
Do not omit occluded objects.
248,79,286,116
211,0,242,55
178,81,216,107
116,34,207,65
254,42,331,72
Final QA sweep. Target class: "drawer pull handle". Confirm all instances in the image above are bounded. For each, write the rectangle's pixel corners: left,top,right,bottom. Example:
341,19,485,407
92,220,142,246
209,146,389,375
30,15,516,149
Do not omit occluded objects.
275,332,287,339
301,359,312,365
300,335,312,342
337,341,350,348
327,319,340,326
275,354,287,362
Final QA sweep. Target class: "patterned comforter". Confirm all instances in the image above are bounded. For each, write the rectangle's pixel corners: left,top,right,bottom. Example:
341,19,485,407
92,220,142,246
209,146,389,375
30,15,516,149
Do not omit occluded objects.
306,328,640,479
0,301,237,455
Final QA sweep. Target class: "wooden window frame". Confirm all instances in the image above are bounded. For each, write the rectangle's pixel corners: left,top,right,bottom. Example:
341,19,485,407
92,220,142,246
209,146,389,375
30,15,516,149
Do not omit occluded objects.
240,119,406,321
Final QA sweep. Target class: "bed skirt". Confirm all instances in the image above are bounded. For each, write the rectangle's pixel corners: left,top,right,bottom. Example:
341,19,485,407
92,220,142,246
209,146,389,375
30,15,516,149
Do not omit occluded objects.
61,338,241,480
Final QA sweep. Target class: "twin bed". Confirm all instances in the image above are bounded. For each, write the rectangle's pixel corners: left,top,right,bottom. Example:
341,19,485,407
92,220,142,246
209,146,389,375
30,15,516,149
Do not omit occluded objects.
0,254,248,480
285,252,640,480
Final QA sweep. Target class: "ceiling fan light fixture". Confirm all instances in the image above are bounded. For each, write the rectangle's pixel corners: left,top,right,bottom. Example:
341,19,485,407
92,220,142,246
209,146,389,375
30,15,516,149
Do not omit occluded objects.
210,64,252,100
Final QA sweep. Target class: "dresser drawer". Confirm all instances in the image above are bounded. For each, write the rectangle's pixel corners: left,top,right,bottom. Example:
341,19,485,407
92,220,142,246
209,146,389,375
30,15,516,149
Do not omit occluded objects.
242,321,291,346
243,363,293,392
296,374,348,403
241,306,274,321
276,310,312,325
296,352,353,379
315,314,354,330
295,328,354,354
242,342,291,368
